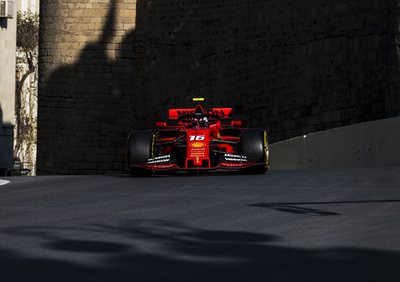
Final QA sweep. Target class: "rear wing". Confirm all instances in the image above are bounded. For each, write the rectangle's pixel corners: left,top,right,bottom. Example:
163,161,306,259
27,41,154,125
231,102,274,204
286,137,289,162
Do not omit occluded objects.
169,108,233,120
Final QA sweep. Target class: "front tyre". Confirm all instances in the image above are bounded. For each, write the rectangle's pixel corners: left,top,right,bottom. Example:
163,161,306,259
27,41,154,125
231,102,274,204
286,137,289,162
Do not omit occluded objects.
240,128,269,174
127,130,154,177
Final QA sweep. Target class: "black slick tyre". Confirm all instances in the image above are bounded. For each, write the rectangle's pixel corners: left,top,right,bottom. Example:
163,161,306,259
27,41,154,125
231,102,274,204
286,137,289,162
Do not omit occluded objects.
127,130,154,177
240,128,268,174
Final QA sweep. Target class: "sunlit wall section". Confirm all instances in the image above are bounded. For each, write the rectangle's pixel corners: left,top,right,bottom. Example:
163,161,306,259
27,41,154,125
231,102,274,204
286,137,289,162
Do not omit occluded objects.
16,0,39,13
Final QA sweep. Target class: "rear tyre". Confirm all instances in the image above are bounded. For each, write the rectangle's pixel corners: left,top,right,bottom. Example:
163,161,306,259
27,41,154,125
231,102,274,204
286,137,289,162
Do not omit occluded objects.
240,128,268,174
127,130,154,177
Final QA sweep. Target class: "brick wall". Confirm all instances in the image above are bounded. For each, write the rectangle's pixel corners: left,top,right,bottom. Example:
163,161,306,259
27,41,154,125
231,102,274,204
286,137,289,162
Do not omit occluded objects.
37,0,400,174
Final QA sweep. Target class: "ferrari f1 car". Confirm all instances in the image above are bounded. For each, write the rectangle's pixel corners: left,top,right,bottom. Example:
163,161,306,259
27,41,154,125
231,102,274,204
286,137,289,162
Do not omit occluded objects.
127,100,269,176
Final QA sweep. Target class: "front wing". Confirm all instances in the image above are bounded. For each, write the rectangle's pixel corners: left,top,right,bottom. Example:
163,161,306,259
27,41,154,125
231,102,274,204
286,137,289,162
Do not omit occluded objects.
129,153,266,172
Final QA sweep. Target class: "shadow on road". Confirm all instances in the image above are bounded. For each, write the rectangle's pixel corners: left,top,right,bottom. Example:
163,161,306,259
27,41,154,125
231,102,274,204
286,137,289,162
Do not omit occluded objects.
1,220,399,281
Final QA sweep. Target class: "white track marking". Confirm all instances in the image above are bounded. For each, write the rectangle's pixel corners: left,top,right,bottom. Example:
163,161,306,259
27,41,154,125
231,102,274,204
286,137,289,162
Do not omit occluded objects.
0,179,10,186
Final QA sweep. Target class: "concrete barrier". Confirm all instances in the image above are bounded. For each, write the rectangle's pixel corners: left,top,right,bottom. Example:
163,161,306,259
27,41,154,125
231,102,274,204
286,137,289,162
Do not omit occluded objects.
269,117,400,169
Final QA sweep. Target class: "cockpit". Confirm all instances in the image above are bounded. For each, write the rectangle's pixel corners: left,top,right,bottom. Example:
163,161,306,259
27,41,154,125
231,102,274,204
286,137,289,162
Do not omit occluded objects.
178,113,219,129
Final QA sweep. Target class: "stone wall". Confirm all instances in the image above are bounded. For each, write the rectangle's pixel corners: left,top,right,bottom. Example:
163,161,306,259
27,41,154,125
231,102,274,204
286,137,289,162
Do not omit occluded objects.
38,0,136,174
37,0,400,174
133,0,392,139
387,0,400,117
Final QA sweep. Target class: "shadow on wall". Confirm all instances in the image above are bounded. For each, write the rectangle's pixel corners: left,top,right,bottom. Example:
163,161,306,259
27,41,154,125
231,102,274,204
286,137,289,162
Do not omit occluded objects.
0,219,399,281
38,0,136,174
128,0,391,140
132,0,281,126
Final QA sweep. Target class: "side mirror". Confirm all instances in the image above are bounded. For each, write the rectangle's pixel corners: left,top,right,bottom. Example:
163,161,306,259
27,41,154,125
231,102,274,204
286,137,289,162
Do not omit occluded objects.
156,122,167,128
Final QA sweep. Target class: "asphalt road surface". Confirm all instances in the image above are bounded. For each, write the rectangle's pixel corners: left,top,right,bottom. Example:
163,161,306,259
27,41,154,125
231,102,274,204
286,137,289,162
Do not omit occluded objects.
0,168,400,282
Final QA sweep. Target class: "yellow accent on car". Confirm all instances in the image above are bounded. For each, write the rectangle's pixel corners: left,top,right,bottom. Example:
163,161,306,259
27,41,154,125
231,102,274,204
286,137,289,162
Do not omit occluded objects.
191,142,206,148
151,134,155,158
264,131,269,168
193,98,204,101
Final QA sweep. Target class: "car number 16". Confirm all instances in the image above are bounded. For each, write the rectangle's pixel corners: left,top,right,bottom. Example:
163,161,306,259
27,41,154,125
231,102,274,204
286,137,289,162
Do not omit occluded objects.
189,135,205,141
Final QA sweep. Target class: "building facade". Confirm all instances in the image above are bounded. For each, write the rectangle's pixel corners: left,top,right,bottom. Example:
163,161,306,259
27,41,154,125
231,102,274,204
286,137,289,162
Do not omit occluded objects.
0,1,16,176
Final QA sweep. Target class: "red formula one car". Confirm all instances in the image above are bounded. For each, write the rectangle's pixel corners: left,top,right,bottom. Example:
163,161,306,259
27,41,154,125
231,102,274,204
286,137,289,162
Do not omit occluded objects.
127,100,269,176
